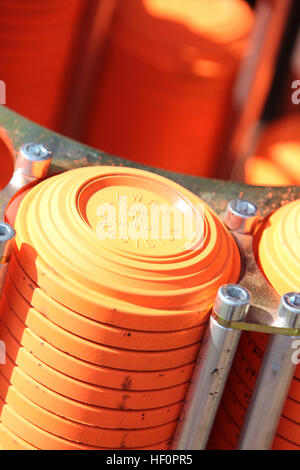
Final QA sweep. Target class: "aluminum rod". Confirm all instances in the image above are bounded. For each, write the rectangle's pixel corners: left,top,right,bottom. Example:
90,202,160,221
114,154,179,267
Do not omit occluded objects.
238,292,300,450
173,285,251,450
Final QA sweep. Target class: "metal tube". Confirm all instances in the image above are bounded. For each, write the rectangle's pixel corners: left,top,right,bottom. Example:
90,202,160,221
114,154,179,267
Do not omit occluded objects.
173,285,251,450
237,292,300,450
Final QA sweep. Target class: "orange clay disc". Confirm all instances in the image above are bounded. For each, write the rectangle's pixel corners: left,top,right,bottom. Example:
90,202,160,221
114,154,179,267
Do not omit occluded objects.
231,348,258,390
272,435,300,450
1,298,201,371
219,383,245,429
13,166,240,331
238,332,264,371
0,423,36,450
258,198,300,294
0,400,99,450
4,262,207,351
287,377,300,403
0,355,183,429
0,321,194,391
225,366,251,411
0,377,177,448
0,324,189,410
207,424,235,450
240,330,268,355
0,400,172,450
275,415,300,446
212,403,240,447
282,396,300,423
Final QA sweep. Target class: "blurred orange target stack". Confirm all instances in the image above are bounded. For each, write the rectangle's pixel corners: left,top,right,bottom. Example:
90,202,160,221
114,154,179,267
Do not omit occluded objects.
84,0,253,177
209,198,300,450
0,166,240,449
0,131,15,190
0,0,84,131
245,114,300,186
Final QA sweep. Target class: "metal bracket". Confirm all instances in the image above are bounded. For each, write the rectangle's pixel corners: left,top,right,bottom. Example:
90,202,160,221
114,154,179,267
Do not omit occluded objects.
0,106,300,451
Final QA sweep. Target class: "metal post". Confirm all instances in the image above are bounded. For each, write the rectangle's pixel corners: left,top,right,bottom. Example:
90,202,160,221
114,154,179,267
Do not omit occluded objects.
173,284,251,450
237,292,300,450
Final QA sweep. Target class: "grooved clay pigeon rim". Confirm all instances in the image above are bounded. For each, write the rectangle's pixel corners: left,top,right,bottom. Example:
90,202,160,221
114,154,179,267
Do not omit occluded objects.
216,402,240,444
2,294,202,371
207,423,235,450
5,265,207,351
0,323,190,410
13,165,241,331
0,401,172,450
275,413,300,445
0,356,183,429
238,332,265,371
0,321,194,391
0,423,37,450
0,378,178,448
272,435,300,450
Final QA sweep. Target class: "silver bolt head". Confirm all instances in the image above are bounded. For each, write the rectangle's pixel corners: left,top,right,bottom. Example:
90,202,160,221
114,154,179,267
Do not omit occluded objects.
225,199,260,234
278,292,300,329
20,143,51,161
214,284,251,322
16,143,52,178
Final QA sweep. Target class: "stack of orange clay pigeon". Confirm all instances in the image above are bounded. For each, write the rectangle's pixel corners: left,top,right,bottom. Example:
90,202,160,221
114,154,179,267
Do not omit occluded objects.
0,0,84,131
0,166,240,449
209,198,300,450
83,0,253,177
